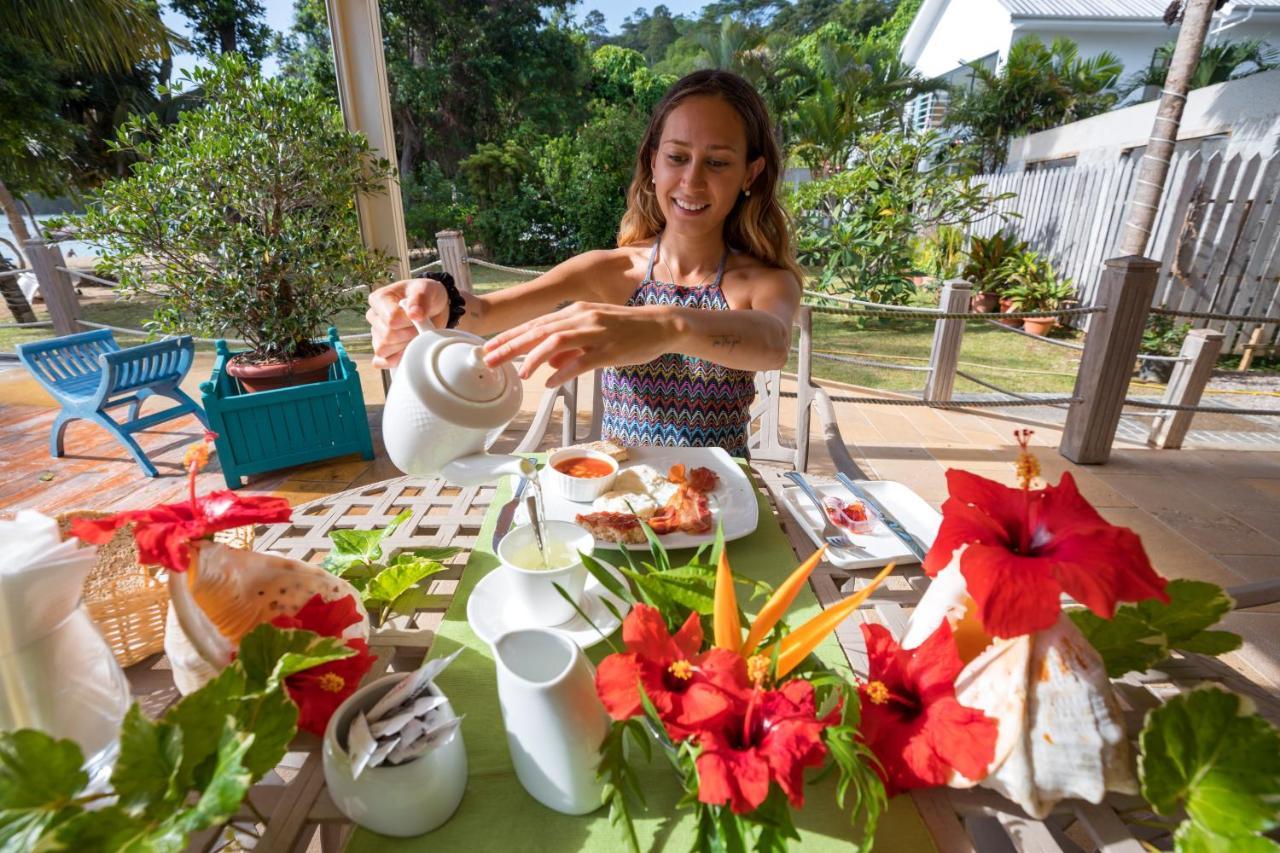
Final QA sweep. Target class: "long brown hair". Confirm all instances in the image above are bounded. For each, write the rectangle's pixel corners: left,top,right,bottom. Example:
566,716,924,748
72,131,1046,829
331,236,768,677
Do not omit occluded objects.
617,70,803,288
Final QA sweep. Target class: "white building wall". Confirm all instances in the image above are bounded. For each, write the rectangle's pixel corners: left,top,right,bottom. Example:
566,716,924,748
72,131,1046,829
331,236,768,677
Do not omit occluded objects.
1005,66,1280,167
1014,22,1176,79
912,0,1013,78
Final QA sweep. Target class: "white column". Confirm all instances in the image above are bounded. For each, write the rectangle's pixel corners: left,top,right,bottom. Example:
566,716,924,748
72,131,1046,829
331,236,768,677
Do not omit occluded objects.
326,0,409,280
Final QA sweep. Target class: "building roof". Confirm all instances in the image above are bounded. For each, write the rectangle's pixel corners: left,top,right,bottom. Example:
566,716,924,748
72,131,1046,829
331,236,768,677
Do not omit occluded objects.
999,0,1280,17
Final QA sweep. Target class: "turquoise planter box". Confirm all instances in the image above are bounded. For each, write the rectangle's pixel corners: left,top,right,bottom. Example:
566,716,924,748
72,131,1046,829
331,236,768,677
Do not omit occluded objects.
201,328,374,489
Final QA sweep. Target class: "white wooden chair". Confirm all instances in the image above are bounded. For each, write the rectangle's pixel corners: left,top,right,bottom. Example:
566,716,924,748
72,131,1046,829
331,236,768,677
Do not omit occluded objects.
511,307,866,478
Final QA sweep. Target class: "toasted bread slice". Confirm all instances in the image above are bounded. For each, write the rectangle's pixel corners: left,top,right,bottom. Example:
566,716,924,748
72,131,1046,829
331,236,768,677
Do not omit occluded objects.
575,511,646,544
557,439,629,463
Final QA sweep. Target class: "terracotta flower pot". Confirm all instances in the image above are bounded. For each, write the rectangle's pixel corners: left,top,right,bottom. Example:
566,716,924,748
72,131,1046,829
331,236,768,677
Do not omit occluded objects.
226,345,338,393
1022,316,1056,336
971,292,1001,313
998,297,1022,328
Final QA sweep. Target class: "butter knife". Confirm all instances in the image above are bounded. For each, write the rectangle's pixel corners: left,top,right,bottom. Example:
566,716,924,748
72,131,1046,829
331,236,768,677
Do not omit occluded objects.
833,472,928,562
490,472,530,552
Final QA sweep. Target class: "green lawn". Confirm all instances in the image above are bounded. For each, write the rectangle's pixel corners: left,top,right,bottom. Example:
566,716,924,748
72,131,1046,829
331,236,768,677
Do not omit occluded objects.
2,266,1087,397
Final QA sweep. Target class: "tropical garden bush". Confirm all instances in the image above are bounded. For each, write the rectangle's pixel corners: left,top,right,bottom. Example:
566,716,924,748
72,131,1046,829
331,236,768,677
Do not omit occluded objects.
790,131,1009,303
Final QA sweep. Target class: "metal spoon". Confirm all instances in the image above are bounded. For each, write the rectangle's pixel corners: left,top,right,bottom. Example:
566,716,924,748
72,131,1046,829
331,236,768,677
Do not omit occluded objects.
526,495,547,567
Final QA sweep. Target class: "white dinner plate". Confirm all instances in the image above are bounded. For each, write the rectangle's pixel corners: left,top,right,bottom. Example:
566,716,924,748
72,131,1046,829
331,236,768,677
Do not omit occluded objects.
516,446,759,551
466,557,631,650
779,480,942,570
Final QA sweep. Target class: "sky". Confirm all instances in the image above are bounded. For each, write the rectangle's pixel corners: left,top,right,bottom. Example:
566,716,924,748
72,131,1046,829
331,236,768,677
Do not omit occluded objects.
160,1,713,79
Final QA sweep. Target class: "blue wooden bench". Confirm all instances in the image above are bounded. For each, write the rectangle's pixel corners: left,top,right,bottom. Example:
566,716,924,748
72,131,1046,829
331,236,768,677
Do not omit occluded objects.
17,329,210,477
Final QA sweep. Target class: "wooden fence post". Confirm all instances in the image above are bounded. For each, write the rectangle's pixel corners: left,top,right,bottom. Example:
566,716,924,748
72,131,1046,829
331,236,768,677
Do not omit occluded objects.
1060,256,1158,464
23,239,80,336
1148,328,1224,449
435,230,473,294
923,279,971,402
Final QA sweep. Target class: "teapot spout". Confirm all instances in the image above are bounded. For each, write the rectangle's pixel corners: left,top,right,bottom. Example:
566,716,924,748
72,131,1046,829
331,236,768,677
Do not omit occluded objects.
441,454,536,487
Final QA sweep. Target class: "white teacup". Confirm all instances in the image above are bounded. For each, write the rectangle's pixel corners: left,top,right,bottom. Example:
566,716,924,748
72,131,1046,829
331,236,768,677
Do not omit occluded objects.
496,521,595,627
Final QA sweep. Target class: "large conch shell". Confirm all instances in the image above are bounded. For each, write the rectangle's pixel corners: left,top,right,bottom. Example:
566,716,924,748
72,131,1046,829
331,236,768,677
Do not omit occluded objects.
904,556,1137,818
165,540,368,694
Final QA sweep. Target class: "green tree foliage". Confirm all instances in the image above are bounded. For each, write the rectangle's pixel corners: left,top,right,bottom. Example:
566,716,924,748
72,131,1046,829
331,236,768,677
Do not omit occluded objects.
1127,37,1278,93
4,0,173,75
945,36,1122,172
791,132,1009,302
616,4,688,65
277,0,338,102
64,55,394,358
169,0,272,61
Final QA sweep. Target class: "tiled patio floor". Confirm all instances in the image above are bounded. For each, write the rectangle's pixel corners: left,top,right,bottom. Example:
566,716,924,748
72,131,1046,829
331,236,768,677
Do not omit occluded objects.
3,355,1277,686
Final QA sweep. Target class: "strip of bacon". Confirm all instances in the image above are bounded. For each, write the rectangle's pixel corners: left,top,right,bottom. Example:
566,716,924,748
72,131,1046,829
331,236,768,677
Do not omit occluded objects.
688,466,718,493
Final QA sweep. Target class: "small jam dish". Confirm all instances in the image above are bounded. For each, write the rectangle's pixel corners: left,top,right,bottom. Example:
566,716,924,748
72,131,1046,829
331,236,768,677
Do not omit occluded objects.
543,447,619,503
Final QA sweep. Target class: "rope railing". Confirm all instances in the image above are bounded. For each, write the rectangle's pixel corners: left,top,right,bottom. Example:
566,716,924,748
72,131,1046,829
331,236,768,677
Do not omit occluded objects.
410,259,442,276
464,257,543,278
807,348,933,372
1150,306,1280,324
76,320,373,346
57,267,118,288
802,300,1104,321
0,267,32,281
0,320,52,330
955,369,1077,410
1122,398,1280,416
979,318,1086,350
782,389,1082,408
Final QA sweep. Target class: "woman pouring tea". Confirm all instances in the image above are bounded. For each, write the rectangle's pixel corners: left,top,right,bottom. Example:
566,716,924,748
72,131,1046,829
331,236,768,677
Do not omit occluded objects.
367,70,802,457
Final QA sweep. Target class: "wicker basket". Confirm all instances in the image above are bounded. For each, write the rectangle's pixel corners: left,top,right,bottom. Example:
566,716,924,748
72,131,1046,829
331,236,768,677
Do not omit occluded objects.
57,512,256,668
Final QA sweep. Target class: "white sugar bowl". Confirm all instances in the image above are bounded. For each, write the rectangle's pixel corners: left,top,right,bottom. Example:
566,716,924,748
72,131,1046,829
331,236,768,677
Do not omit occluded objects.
322,673,468,837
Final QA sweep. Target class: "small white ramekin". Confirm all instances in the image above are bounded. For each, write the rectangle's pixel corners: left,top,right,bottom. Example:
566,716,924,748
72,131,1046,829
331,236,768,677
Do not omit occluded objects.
543,447,619,503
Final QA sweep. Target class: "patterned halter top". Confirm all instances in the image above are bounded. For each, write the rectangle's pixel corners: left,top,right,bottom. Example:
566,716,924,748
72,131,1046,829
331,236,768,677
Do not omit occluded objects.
600,236,756,456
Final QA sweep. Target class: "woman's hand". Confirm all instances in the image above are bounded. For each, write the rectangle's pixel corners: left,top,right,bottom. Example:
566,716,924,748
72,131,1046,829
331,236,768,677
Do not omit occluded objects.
366,279,453,369
483,302,680,387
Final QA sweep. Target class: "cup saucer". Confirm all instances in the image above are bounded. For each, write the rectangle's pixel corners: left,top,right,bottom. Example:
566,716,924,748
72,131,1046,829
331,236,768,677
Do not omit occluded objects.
467,558,631,650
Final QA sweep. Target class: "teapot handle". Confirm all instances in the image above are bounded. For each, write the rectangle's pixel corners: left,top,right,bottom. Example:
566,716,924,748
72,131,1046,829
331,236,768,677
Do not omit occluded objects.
399,298,432,335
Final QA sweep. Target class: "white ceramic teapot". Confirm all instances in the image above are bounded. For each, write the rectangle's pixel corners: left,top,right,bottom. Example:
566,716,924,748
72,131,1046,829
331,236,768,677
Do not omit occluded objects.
382,320,536,486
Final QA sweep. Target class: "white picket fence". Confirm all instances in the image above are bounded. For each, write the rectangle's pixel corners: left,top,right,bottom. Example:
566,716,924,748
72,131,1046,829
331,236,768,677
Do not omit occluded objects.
968,151,1280,353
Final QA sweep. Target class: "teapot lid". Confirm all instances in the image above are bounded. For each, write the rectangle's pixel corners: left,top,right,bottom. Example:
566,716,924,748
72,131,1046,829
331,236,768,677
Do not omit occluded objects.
403,329,523,430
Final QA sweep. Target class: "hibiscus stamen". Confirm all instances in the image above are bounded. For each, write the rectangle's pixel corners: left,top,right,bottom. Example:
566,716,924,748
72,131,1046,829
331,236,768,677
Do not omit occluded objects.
742,687,761,747
667,659,693,680
747,654,770,687
1014,429,1039,554
864,680,890,705
183,432,217,513
316,672,346,693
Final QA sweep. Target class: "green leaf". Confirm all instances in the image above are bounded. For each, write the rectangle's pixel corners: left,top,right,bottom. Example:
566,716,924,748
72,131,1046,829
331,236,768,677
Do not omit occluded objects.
1071,580,1242,677
162,667,246,788
1174,820,1280,853
50,804,176,851
581,551,632,603
322,509,412,573
362,556,446,606
403,545,461,562
168,720,254,835
112,705,184,817
235,624,356,692
234,685,300,780
1139,686,1280,843
1070,608,1168,678
0,729,87,849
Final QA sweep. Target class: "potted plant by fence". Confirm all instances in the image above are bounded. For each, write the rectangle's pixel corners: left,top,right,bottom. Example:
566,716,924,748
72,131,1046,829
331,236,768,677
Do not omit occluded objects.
962,231,1027,313
1139,314,1192,383
65,55,394,487
67,54,393,390
999,250,1075,335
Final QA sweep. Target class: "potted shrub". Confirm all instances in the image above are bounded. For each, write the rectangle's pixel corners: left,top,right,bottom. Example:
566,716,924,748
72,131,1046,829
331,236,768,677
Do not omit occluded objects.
999,250,1075,335
1139,314,1192,383
962,231,1027,313
66,55,393,388
65,56,393,487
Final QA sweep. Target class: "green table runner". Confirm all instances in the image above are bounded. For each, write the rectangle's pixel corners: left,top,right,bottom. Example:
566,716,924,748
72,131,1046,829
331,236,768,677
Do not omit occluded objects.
346,470,935,852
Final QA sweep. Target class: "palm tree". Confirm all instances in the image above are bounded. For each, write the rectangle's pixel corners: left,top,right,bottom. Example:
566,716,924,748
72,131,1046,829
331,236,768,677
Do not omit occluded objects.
0,0,174,249
1127,36,1277,93
695,16,763,74
1117,0,1217,255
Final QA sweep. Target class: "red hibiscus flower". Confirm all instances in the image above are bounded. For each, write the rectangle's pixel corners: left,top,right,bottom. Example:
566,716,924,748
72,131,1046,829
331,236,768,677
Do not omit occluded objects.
69,433,290,573
695,679,838,814
70,491,293,573
923,468,1168,638
271,594,375,736
595,604,750,739
858,622,997,797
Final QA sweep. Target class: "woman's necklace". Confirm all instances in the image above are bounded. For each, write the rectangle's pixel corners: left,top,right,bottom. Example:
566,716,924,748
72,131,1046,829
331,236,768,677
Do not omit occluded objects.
660,250,720,289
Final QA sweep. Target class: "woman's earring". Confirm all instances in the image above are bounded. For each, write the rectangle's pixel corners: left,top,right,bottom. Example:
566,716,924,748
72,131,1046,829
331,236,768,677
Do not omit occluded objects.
744,188,751,197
